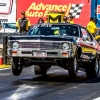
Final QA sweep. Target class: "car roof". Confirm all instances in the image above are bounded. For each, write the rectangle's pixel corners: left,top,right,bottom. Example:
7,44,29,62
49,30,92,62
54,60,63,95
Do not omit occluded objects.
31,23,83,27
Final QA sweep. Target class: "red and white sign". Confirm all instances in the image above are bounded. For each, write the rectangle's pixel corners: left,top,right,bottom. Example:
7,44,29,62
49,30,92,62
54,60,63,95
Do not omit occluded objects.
0,0,16,23
0,0,13,15
97,5,100,20
97,5,100,14
17,0,91,26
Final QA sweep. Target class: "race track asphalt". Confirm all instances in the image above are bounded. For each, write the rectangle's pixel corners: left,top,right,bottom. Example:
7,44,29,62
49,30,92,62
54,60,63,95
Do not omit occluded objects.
0,66,100,100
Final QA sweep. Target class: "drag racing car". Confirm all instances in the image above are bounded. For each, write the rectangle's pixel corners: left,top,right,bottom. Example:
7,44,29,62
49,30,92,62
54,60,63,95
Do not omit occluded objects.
8,23,100,78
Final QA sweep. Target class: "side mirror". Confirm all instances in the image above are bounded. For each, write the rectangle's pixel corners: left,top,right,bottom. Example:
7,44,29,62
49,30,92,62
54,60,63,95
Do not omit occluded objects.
96,38,100,45
98,41,100,45
82,36,87,41
82,35,89,41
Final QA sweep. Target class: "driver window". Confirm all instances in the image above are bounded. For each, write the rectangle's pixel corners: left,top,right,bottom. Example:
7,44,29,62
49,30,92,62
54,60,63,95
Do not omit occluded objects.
86,29,94,41
81,28,92,42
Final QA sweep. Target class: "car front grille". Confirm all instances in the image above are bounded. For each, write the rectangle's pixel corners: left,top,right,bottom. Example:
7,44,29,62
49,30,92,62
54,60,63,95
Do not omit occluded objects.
20,42,62,49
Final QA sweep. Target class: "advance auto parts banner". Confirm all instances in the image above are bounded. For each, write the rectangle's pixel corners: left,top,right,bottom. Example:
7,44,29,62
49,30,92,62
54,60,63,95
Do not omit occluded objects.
17,0,91,26
0,0,16,33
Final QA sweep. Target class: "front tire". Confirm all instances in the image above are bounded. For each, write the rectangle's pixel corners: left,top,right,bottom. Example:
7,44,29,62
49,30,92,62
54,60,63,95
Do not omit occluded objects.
12,57,22,76
86,56,100,78
68,55,79,78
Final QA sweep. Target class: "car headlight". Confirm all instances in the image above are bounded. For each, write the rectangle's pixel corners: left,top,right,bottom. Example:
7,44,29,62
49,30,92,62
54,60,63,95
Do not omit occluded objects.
62,43,69,50
12,42,19,49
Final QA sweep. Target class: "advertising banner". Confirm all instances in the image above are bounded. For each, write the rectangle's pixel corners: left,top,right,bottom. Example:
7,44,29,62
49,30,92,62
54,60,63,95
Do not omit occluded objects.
97,5,100,20
17,0,91,26
0,0,16,23
0,0,16,33
96,0,100,21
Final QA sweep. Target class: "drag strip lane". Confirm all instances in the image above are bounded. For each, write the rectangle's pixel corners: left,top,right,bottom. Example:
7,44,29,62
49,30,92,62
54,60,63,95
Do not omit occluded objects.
0,66,100,100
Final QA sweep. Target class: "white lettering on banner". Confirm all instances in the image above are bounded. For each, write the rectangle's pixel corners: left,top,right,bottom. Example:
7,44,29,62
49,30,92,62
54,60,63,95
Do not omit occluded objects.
0,0,16,23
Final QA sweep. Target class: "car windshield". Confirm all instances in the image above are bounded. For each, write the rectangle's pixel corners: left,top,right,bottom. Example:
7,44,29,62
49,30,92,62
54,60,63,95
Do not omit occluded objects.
27,24,79,37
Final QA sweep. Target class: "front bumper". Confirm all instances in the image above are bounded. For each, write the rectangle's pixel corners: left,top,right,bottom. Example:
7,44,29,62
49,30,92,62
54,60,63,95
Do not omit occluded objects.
8,49,76,58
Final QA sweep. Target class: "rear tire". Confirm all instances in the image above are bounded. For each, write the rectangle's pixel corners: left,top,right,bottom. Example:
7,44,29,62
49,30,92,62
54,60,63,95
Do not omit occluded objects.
68,55,79,78
34,65,48,75
86,56,100,78
12,57,22,76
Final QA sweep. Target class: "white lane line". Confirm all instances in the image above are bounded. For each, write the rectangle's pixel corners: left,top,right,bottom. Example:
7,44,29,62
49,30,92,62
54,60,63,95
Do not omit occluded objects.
7,84,38,100
0,68,11,70
93,97,100,100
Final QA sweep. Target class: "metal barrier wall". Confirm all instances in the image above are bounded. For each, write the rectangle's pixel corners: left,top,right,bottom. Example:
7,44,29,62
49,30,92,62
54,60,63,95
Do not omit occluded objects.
0,33,16,44
3,36,8,65
0,33,17,65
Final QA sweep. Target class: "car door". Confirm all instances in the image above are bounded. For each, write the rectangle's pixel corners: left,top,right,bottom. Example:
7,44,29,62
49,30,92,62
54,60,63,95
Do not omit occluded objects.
80,27,96,55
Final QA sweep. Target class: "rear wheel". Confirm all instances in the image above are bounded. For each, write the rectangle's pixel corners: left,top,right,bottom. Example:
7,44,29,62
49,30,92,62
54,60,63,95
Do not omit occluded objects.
12,57,22,76
68,55,79,78
86,56,100,78
34,65,48,75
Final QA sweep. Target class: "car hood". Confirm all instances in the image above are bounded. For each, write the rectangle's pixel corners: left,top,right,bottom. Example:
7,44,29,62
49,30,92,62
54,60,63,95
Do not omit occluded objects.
9,35,76,42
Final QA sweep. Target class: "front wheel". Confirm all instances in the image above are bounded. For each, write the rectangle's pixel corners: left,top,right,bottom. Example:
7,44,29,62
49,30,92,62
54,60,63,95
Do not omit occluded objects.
86,56,100,78
68,55,79,78
12,57,22,76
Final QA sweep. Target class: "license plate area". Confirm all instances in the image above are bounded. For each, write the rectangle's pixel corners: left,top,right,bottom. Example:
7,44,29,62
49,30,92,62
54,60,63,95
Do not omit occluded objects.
33,51,47,57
